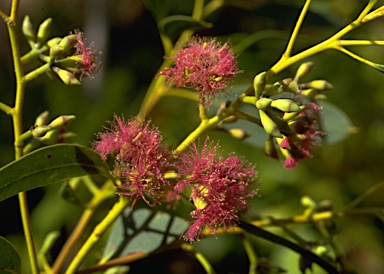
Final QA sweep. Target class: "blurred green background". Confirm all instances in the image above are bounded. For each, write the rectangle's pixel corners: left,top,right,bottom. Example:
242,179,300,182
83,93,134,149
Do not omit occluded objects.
0,0,383,273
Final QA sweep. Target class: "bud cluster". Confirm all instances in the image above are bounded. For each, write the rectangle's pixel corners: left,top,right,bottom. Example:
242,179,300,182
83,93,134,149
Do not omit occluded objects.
23,111,76,154
252,63,331,168
22,16,100,85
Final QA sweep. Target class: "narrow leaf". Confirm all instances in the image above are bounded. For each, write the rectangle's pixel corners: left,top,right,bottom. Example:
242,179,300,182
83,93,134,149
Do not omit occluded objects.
0,144,109,202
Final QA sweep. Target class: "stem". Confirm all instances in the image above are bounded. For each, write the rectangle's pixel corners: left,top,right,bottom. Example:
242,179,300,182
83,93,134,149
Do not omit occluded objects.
52,182,115,273
23,63,51,83
0,101,13,115
65,196,129,274
7,0,39,273
332,45,380,69
137,0,205,120
283,0,312,59
181,243,216,274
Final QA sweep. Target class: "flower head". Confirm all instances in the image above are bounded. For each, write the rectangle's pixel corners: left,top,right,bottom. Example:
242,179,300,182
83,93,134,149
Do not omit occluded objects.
73,30,100,79
93,116,172,207
176,138,258,242
158,37,240,107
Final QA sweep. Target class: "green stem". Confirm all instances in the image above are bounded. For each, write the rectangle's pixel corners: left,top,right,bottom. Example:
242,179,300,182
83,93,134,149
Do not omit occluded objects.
65,196,129,274
283,0,312,59
52,181,115,273
338,39,384,46
7,0,39,273
137,0,205,120
23,63,51,83
266,0,376,79
181,243,216,274
240,233,258,274
332,45,380,69
0,102,13,115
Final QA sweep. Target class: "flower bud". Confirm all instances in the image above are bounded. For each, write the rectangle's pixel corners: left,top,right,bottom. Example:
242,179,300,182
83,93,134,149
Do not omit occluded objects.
49,115,76,129
302,80,333,91
34,111,50,126
192,186,208,210
23,138,43,154
31,125,50,137
263,82,283,96
22,16,36,47
271,99,301,112
287,79,299,93
36,18,52,47
56,55,82,69
49,44,65,59
227,128,250,140
253,71,267,98
264,136,278,158
259,110,282,137
52,67,81,85
255,98,272,110
58,34,77,53
47,37,62,47
294,62,313,80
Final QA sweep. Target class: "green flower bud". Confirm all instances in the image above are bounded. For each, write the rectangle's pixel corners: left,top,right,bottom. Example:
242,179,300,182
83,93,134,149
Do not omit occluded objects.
55,55,82,69
255,98,273,110
259,110,282,137
49,115,76,129
302,80,333,91
36,18,52,47
283,111,300,121
193,186,208,210
294,62,313,80
49,44,65,59
47,37,62,47
23,138,43,154
263,82,283,96
264,136,278,158
31,125,51,137
227,128,250,140
253,71,267,98
58,34,77,53
271,99,301,112
34,111,50,126
287,79,299,93
300,196,317,208
52,67,81,85
22,16,36,47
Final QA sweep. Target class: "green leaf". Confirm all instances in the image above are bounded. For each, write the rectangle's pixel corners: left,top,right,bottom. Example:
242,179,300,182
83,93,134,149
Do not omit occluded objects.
103,208,188,261
0,144,109,202
0,237,21,274
318,101,352,144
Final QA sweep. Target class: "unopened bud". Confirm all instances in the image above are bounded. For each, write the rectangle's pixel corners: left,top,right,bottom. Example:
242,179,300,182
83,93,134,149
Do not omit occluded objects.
264,82,283,96
193,186,208,210
58,34,77,53
259,110,282,137
52,67,81,85
49,115,76,128
301,196,317,208
227,128,250,140
294,62,313,80
253,71,267,98
34,111,50,126
264,136,278,158
56,55,82,68
49,44,65,58
36,18,52,47
31,125,50,137
23,138,43,154
302,80,333,91
22,16,36,47
47,37,62,47
255,98,273,110
271,99,301,112
287,79,299,93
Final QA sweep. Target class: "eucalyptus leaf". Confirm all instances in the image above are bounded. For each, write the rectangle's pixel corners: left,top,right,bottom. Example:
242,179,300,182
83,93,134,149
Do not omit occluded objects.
103,208,188,261
0,237,21,274
0,144,109,202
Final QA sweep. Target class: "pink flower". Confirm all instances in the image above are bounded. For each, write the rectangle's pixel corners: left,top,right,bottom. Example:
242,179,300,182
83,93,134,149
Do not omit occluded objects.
279,102,324,168
73,30,100,79
176,138,258,241
158,37,240,107
93,116,173,207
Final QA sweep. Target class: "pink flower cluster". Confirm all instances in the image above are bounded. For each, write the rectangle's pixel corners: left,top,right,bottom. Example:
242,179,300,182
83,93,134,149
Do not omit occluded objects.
158,37,240,107
93,116,173,207
93,117,258,241
175,138,258,242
